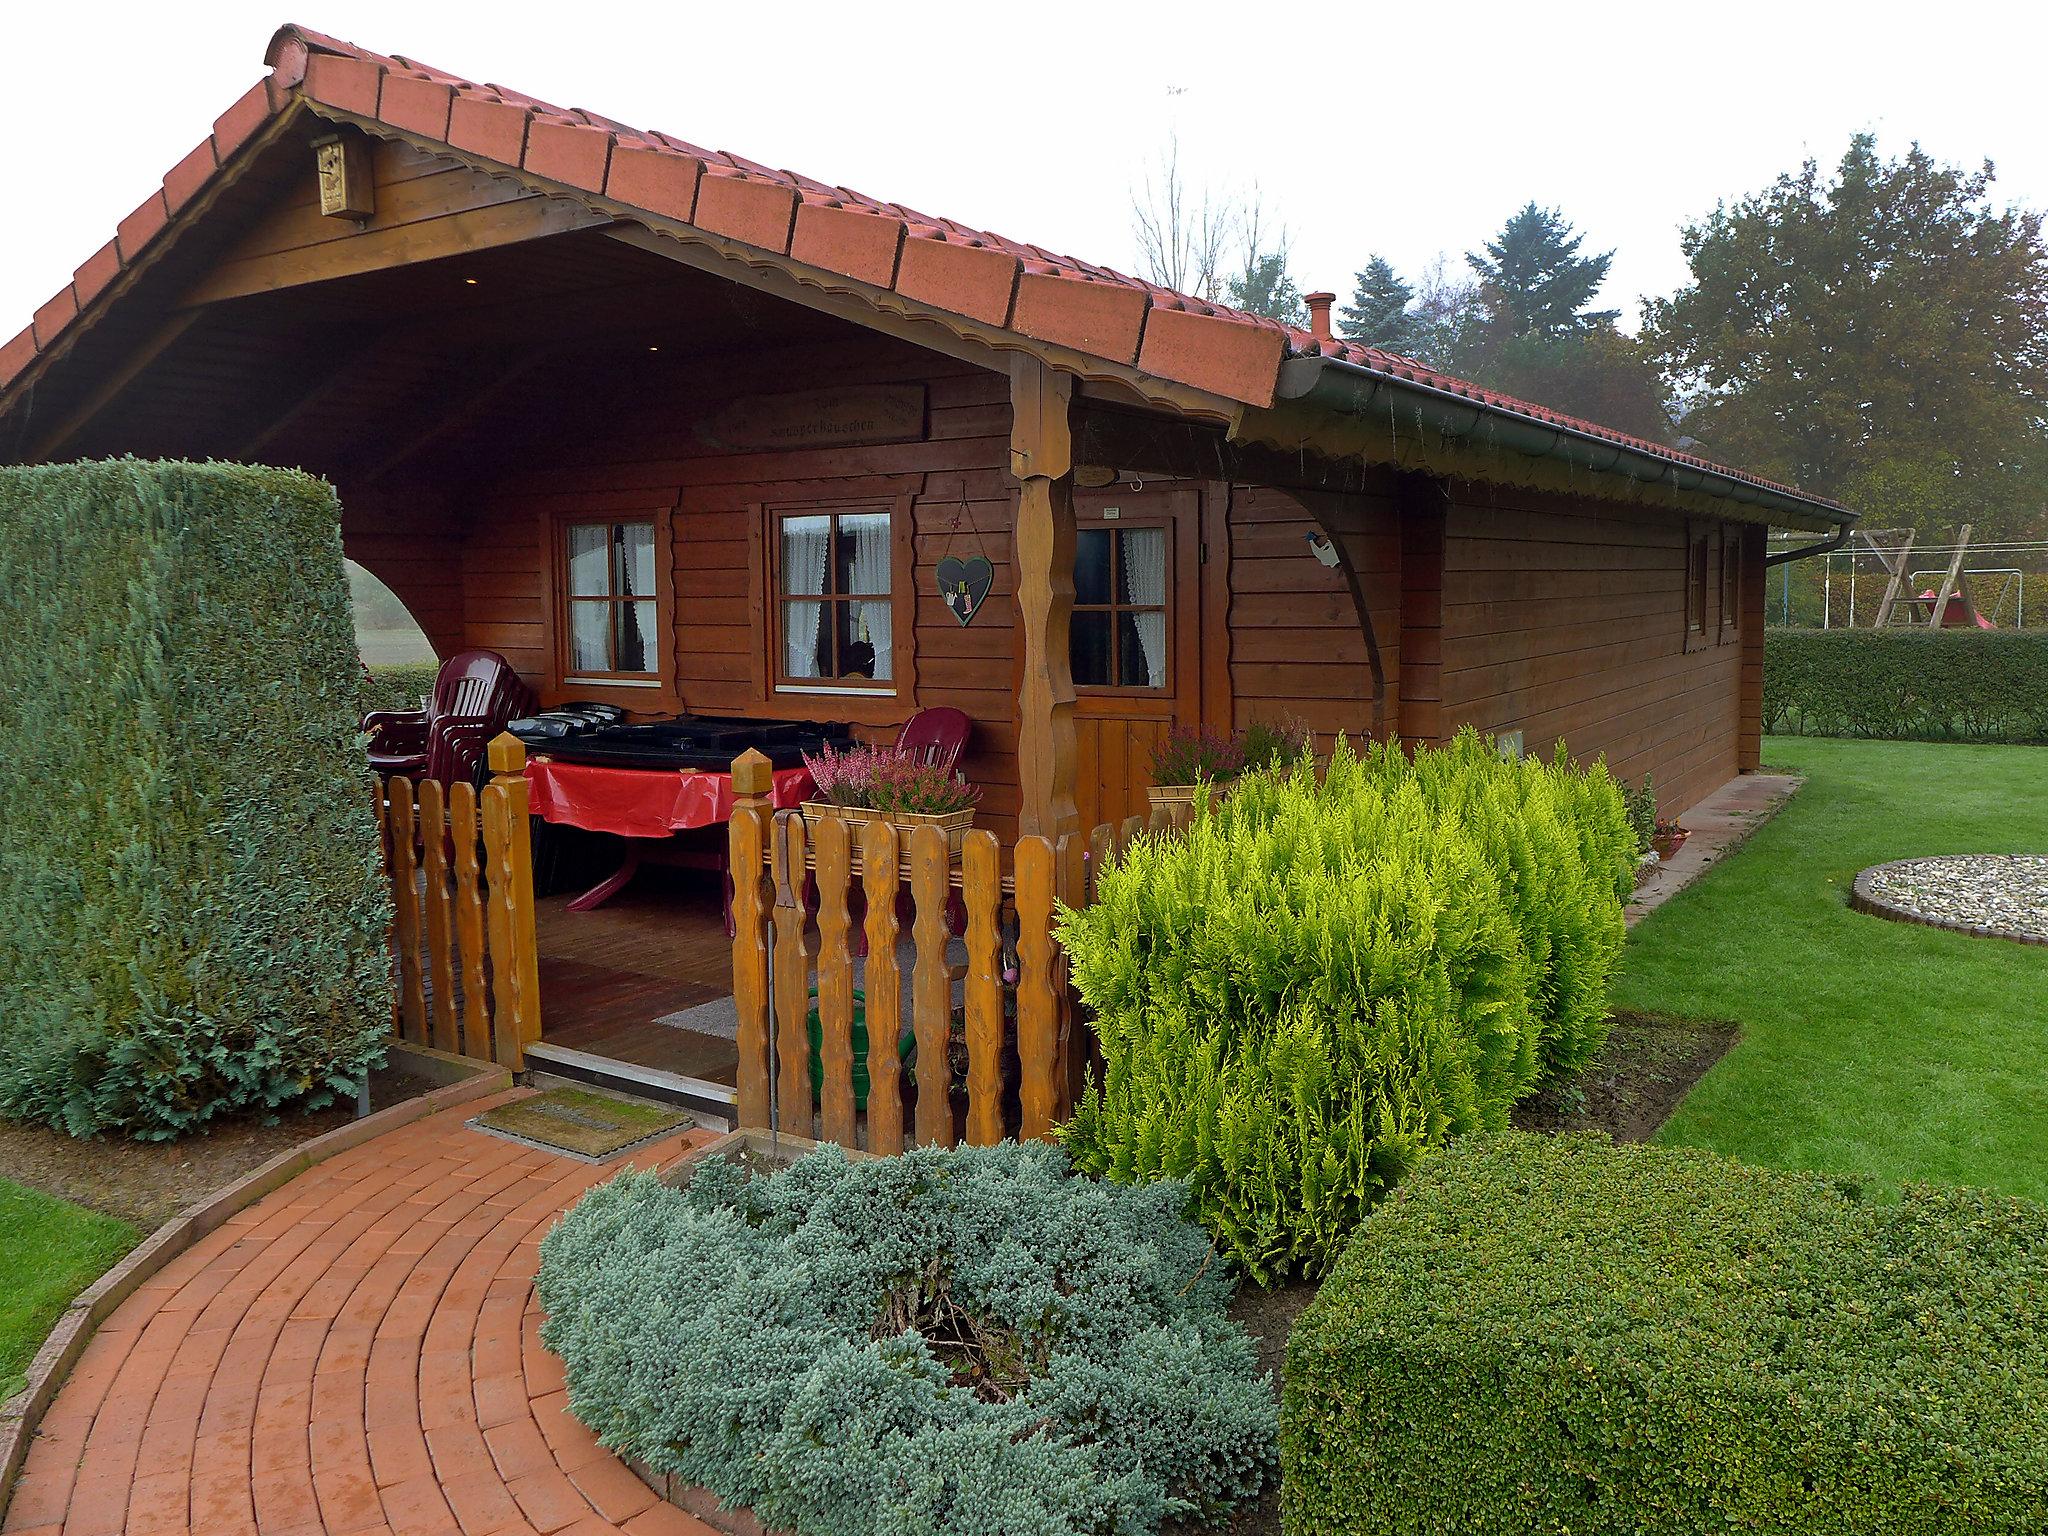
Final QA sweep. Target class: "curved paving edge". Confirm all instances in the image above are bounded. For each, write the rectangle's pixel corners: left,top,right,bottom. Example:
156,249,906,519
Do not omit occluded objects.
1850,859,2048,948
1,1079,721,1536
0,1050,514,1512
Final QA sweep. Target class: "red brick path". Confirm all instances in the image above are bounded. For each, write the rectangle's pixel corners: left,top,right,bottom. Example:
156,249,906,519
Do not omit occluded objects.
3,1092,720,1536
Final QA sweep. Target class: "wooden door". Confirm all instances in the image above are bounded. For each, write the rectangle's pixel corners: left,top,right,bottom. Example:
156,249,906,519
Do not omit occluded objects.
1070,487,1204,832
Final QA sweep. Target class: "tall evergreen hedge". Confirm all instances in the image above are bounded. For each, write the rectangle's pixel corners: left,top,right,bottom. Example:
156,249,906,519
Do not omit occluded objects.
1282,1132,2048,1533
1056,734,1632,1283
0,461,393,1139
1764,627,2048,742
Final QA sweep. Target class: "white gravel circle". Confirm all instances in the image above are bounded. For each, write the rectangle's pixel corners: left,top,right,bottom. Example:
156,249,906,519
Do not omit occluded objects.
1854,854,2048,944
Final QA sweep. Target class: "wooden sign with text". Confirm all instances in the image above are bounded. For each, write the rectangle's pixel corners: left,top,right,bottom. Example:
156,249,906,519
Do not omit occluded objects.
701,385,926,453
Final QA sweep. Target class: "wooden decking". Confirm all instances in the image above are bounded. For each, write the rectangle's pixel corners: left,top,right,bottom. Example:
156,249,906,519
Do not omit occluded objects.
533,866,740,1086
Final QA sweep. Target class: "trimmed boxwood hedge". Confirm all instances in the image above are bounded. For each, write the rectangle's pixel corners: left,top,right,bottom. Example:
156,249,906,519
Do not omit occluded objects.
1764,627,2048,742
358,660,440,719
0,460,393,1139
1282,1132,2048,1534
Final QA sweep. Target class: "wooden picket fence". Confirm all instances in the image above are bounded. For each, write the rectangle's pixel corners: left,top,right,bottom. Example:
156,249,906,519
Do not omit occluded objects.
727,749,1189,1151
372,736,542,1068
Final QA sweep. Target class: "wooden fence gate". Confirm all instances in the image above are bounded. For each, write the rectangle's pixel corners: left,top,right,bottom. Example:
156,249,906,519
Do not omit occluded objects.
373,736,542,1068
727,749,1188,1151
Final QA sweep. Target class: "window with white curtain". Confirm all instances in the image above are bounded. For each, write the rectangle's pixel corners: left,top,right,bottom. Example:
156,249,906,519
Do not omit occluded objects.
1071,525,1167,689
565,520,658,676
778,507,894,688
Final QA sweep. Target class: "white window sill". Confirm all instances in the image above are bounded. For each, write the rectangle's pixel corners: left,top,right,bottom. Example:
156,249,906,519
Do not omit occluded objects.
564,675,663,689
775,683,898,698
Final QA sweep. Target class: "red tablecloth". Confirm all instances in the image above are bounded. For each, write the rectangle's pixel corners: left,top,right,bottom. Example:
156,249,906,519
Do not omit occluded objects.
524,759,813,839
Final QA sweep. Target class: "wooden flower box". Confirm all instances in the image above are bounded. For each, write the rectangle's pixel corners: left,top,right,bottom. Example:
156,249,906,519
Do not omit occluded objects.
1146,781,1232,823
800,801,976,859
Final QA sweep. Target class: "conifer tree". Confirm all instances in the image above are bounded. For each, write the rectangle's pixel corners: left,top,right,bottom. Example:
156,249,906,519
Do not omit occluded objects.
1467,203,1618,336
1338,255,1419,352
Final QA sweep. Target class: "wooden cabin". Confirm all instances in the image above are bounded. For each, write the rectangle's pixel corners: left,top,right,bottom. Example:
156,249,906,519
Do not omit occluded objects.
0,26,1854,1114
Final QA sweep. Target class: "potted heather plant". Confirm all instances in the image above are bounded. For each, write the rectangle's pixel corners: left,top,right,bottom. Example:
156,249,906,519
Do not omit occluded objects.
801,742,982,858
1238,713,1315,774
1146,725,1247,817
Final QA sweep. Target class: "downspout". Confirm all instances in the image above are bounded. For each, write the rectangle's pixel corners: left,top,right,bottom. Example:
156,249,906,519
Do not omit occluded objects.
1764,525,1852,566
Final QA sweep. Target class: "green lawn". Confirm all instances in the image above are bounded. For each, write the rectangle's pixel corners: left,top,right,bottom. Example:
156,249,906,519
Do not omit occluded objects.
1614,737,2048,1201
0,1180,137,1401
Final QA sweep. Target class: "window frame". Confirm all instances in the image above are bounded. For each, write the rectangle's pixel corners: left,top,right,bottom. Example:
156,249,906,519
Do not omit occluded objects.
553,513,671,690
1684,522,1715,654
1070,516,1176,697
1718,524,1744,646
767,499,911,698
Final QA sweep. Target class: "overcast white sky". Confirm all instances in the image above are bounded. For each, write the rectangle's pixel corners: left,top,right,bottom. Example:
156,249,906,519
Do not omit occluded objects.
5,1,2048,338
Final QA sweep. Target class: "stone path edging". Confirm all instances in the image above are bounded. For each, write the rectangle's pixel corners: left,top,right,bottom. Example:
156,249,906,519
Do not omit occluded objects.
0,1048,512,1518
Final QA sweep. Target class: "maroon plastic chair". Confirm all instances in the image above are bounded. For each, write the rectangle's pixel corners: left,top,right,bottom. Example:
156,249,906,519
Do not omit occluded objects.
895,707,971,772
364,650,536,788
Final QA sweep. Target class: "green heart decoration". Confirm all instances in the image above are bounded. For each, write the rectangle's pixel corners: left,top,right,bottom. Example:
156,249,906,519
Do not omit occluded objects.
936,554,994,627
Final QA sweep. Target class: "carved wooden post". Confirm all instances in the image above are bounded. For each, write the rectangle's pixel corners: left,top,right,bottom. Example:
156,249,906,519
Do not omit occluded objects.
1010,355,1080,840
729,749,775,1131
484,732,543,1064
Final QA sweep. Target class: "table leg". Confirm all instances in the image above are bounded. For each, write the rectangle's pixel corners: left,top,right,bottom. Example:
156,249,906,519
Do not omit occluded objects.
566,845,642,911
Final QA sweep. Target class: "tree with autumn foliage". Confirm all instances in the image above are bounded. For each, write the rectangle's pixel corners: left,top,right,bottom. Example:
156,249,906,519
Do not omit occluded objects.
1644,135,2048,536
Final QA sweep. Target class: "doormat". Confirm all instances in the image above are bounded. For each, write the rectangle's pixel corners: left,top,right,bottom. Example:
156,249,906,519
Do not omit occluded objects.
472,1088,690,1161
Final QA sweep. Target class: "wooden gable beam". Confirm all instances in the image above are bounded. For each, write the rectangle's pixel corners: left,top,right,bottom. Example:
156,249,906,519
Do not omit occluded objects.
180,194,612,308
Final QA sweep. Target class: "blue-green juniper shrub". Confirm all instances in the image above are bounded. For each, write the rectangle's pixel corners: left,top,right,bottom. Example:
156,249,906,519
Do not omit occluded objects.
536,1141,1276,1536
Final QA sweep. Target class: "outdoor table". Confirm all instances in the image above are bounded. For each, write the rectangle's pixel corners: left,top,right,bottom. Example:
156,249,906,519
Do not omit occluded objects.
524,757,813,912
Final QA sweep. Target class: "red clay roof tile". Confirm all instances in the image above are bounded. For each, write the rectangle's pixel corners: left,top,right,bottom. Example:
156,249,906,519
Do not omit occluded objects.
790,201,903,289
447,92,530,165
302,51,382,117
604,142,700,224
693,171,798,255
212,81,276,160
1138,306,1288,409
161,139,219,215
32,287,79,350
378,73,454,140
71,241,122,308
1012,271,1149,365
0,21,1848,517
113,190,169,263
0,326,34,391
896,234,1019,328
522,114,611,193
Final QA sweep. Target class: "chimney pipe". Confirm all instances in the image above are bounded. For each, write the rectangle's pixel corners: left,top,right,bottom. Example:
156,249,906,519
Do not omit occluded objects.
1304,291,1336,343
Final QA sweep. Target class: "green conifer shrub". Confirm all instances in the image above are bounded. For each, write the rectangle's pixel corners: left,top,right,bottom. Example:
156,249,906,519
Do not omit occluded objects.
1355,732,1634,1078
1283,1132,2048,1533
0,460,392,1139
536,1142,1275,1536
1057,735,1631,1283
